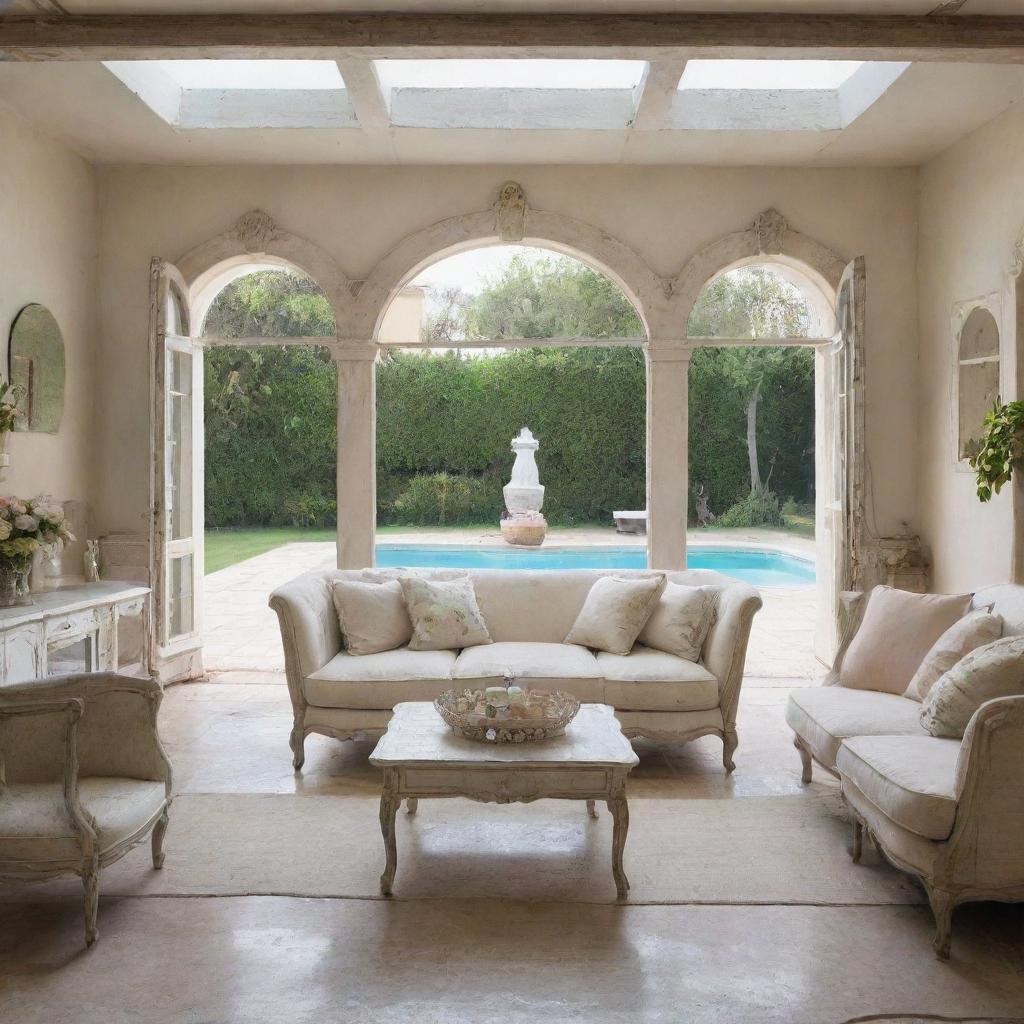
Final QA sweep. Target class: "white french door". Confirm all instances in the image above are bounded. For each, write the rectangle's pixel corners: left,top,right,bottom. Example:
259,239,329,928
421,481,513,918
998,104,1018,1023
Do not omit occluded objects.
149,258,204,681
816,256,866,662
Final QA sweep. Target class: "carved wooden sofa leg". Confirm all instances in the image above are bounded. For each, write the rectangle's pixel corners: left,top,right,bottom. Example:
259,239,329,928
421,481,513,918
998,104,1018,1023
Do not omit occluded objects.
722,728,738,774
851,818,864,864
793,734,813,784
152,808,170,869
925,885,956,961
290,716,306,772
82,856,100,948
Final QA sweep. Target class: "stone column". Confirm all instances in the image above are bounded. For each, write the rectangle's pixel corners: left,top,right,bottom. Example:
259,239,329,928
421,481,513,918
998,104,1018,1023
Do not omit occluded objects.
334,343,377,569
646,343,691,570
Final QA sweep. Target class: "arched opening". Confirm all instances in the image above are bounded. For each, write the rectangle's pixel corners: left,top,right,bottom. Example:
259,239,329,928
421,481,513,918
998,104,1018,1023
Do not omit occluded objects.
171,260,340,675
956,306,1000,462
374,242,649,569
686,258,843,673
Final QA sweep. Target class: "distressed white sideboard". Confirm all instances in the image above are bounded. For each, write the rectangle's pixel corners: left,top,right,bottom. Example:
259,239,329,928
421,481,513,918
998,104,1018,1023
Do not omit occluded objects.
0,582,151,685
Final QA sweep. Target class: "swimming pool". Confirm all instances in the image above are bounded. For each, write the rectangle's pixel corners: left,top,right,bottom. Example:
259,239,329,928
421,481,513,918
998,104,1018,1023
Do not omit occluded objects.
374,545,815,587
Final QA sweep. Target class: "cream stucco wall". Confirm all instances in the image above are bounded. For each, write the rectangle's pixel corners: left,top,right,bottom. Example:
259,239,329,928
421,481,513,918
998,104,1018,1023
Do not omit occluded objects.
917,105,1024,592
94,164,920,551
0,105,98,519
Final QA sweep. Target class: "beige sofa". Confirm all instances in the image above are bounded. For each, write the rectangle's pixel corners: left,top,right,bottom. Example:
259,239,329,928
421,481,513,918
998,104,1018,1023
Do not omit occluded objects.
270,568,761,773
786,583,1024,959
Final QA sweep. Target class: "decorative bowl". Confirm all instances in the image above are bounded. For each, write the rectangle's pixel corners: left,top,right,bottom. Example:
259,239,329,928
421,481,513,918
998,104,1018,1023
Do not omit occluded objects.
434,687,580,743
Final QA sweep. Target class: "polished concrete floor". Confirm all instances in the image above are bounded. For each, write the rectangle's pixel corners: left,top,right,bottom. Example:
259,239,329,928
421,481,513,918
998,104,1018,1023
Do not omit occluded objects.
2,675,1023,1024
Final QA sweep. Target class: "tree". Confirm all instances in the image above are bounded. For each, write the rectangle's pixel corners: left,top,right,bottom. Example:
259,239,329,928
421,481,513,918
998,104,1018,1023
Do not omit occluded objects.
688,268,812,495
422,286,470,345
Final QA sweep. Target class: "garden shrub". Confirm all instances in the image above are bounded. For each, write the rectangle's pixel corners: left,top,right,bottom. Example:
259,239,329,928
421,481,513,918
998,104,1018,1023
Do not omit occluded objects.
393,473,502,526
717,489,786,529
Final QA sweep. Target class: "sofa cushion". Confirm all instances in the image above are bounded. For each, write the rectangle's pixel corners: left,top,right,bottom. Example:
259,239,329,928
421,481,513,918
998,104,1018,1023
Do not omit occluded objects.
920,634,1024,738
304,648,458,709
331,578,412,656
598,647,720,711
903,609,1002,702
453,642,603,703
836,735,960,841
400,576,492,652
638,583,719,662
0,778,166,863
785,686,929,770
839,586,972,694
565,574,665,655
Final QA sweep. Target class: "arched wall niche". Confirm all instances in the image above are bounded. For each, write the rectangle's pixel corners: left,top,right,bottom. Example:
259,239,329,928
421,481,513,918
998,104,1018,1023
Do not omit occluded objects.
671,208,846,336
176,209,353,333
355,196,668,342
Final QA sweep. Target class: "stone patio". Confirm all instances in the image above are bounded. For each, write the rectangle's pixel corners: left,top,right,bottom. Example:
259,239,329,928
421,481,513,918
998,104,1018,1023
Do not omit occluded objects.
201,529,821,680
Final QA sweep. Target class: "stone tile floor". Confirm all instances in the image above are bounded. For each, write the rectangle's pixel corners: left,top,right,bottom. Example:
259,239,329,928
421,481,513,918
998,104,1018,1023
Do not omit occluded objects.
202,529,821,679
2,677,1022,1023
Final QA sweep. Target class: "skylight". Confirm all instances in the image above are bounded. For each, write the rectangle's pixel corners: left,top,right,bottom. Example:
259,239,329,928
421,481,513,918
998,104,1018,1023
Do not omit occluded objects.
376,59,646,91
679,60,865,91
156,60,345,91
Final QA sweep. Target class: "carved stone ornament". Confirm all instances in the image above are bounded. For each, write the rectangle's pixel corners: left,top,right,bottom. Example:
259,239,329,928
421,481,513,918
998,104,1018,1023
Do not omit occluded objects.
752,208,788,256
494,181,527,242
234,209,280,254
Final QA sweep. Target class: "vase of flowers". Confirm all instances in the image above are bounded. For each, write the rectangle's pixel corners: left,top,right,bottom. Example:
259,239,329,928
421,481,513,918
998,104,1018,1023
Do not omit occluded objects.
0,496,74,608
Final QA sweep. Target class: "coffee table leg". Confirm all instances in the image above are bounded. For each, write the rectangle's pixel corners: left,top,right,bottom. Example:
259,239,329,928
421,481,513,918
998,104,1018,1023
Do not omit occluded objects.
608,793,630,898
379,775,400,896
586,799,598,819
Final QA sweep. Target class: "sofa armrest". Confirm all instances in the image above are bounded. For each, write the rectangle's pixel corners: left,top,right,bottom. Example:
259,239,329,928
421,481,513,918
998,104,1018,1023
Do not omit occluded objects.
946,695,1024,886
822,590,867,686
269,571,343,713
702,582,763,728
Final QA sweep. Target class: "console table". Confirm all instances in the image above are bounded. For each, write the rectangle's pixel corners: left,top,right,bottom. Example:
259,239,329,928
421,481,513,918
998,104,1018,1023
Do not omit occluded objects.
0,582,151,685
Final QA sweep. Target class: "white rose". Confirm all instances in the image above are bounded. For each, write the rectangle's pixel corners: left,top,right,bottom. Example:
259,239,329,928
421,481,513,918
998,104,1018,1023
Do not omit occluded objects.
14,514,38,532
0,520,11,541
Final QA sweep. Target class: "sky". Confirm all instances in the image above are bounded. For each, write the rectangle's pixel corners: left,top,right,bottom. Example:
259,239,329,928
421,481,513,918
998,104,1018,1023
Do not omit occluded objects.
409,245,558,297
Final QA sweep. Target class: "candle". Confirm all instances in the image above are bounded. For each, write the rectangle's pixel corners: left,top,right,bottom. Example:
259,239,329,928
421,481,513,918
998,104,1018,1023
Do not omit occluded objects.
506,686,526,705
485,686,509,706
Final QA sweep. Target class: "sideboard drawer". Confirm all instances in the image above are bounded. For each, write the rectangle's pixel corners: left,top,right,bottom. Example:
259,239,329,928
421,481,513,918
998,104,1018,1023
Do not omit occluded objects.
45,608,99,641
402,767,608,802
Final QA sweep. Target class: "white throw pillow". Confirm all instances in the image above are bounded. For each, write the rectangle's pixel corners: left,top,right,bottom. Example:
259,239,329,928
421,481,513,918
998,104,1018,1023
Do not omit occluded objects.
400,576,493,652
564,574,666,656
903,609,1002,702
920,634,1024,738
331,579,412,656
839,586,972,695
638,582,719,662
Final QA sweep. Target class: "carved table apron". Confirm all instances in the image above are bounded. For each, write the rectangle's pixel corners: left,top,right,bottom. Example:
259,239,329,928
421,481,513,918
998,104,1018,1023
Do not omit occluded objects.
369,702,639,898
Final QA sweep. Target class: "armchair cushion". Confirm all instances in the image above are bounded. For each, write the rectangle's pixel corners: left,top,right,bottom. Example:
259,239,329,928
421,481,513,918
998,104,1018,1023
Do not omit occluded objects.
839,586,971,695
598,647,719,711
304,648,457,709
454,642,603,702
0,778,167,863
785,686,928,770
836,736,960,841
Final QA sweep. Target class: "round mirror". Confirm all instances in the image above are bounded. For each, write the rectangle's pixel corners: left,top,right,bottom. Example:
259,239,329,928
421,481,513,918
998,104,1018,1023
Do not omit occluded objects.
8,304,65,433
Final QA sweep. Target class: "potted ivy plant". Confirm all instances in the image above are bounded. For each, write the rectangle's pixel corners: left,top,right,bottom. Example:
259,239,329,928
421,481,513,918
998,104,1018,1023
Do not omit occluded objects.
970,399,1024,502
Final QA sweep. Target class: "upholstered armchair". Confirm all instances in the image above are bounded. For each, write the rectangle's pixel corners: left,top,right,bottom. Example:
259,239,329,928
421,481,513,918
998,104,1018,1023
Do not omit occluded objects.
0,673,172,946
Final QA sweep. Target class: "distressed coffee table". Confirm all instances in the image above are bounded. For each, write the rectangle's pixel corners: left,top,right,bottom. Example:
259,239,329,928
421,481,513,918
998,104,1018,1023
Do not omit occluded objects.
369,701,640,898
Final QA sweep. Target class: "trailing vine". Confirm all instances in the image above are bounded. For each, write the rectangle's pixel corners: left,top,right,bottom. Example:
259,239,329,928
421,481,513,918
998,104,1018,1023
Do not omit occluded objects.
970,399,1024,502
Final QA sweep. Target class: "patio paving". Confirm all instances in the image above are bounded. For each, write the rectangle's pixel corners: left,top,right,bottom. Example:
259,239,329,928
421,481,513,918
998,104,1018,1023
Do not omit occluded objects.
201,529,822,679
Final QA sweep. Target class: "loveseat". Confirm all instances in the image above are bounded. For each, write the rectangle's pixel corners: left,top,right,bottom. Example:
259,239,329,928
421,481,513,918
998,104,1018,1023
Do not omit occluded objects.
270,568,761,772
786,583,1024,959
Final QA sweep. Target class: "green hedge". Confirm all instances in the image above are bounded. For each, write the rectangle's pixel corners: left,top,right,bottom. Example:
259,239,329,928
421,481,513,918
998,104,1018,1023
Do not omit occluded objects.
205,345,814,528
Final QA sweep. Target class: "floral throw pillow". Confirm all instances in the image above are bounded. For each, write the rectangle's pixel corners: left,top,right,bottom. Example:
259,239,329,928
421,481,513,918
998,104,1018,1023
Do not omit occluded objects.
638,582,720,662
920,634,1024,738
565,574,666,656
400,576,493,652
903,608,1002,702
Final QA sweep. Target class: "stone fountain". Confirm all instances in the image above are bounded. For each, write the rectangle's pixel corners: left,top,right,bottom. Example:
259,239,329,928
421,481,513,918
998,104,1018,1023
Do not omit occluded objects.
500,427,547,547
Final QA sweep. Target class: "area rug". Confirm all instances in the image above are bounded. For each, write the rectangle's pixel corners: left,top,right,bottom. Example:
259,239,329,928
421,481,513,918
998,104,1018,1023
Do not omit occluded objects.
6,788,923,906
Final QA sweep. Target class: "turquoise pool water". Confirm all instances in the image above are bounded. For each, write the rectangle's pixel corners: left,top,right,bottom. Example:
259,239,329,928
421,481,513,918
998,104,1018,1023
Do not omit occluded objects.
374,545,815,587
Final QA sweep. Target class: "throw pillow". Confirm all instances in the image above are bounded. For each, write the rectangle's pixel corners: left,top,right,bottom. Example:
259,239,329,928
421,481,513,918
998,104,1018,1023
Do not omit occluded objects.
400,576,492,652
565,574,666,656
920,634,1024,738
839,586,972,695
903,609,1002,702
331,579,412,656
638,582,720,662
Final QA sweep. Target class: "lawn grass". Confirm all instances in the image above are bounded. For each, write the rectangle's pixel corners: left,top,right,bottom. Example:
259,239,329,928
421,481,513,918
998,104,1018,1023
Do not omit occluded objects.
204,527,335,574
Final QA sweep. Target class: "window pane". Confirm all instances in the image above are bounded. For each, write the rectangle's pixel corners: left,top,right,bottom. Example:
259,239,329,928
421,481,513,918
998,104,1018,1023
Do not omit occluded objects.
169,553,194,639
687,267,811,339
169,348,193,540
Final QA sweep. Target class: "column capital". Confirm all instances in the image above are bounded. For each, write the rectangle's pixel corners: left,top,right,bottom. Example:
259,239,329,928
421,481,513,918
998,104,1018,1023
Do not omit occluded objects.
332,341,378,363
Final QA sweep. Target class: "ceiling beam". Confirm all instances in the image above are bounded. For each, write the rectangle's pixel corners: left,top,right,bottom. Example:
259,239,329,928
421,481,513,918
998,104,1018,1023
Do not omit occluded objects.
2,13,1024,63
632,60,687,131
337,58,391,131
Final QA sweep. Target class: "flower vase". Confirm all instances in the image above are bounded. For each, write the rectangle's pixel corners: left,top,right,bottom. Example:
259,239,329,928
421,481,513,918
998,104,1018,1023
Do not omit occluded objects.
0,558,33,608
